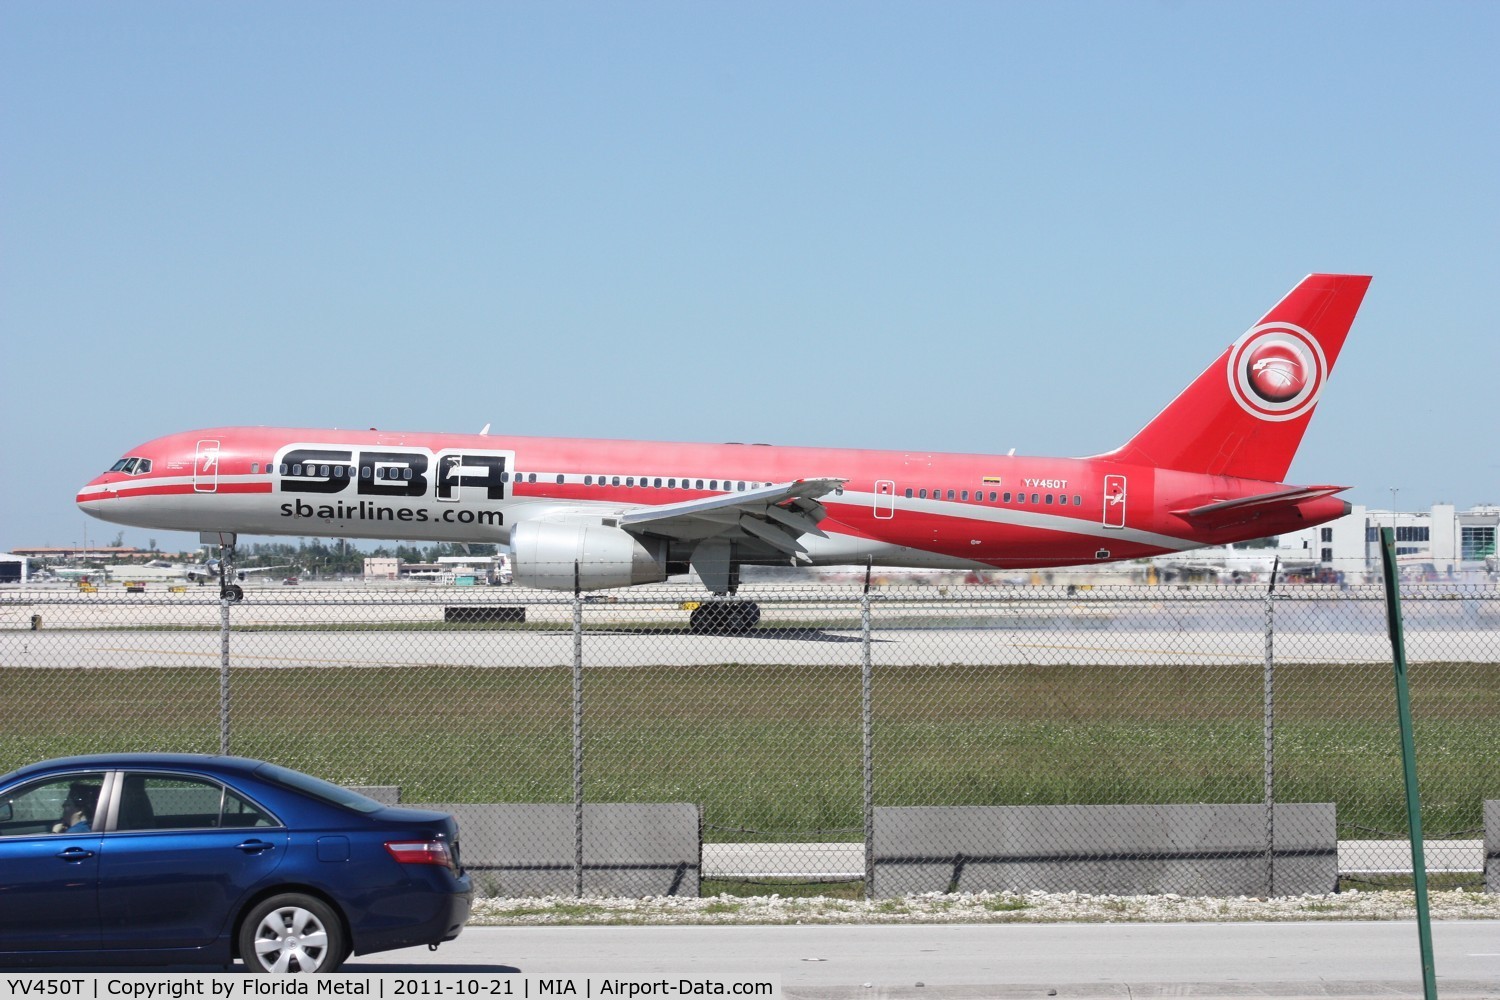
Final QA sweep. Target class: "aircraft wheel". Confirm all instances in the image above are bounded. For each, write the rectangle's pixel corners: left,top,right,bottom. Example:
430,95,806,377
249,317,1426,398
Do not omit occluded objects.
222,584,244,602
734,602,761,631
689,601,760,635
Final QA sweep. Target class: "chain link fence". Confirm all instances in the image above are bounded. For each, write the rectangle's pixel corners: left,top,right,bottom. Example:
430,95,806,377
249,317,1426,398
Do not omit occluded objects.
2,581,1496,897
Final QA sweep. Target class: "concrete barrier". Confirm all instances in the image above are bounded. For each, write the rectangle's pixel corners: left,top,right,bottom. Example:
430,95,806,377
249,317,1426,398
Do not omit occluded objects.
873,803,1337,897
411,802,700,897
1486,800,1498,893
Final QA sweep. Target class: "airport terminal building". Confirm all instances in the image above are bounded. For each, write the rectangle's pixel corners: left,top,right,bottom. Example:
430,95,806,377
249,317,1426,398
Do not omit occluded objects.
1278,503,1499,582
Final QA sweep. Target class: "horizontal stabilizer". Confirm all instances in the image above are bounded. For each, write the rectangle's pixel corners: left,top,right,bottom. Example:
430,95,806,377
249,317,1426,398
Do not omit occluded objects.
1171,485,1347,530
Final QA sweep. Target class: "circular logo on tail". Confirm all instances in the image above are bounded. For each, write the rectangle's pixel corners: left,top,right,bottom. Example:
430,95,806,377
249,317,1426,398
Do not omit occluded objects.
1227,322,1327,422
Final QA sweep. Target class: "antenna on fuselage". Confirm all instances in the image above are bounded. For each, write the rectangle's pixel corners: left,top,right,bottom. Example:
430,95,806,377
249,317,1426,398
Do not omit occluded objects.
479,423,491,436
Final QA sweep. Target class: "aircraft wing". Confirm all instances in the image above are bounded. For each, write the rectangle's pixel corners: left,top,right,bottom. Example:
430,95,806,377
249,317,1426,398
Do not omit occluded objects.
1171,485,1347,530
614,477,846,555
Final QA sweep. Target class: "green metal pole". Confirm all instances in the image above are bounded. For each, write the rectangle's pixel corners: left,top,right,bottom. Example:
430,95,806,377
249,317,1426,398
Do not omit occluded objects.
1378,527,1436,1000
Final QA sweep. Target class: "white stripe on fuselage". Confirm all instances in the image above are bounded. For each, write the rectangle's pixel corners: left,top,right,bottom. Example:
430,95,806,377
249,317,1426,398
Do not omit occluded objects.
82,477,1202,559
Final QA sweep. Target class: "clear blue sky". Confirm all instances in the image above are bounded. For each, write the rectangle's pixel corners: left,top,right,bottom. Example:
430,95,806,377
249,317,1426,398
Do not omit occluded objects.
3,1,1496,554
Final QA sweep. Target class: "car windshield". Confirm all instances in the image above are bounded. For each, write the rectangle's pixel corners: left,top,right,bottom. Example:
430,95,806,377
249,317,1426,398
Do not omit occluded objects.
253,762,384,814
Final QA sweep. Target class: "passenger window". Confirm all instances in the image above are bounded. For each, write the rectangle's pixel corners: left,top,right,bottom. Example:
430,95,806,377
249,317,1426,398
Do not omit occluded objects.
1017,493,1025,504
626,477,635,487
0,772,106,837
1003,492,1011,502
738,482,746,491
220,788,276,829
904,488,913,498
947,490,955,500
669,479,677,489
1059,494,1068,505
961,491,969,501
695,480,705,490
1045,494,1054,504
1074,495,1082,506
557,475,565,485
1031,493,1040,504
116,774,275,831
654,478,662,488
612,476,621,487
989,492,997,502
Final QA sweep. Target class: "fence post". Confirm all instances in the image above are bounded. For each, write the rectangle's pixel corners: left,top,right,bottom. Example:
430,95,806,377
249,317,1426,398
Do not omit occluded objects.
861,561,874,898
1263,557,1279,895
1379,528,1436,1000
219,593,232,755
572,562,585,899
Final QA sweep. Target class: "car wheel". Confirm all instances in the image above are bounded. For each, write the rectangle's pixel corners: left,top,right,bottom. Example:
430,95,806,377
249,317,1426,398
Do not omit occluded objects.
238,893,347,973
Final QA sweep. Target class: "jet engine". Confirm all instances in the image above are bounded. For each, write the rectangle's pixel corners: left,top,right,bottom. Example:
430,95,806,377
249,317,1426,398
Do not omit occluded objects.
510,520,668,591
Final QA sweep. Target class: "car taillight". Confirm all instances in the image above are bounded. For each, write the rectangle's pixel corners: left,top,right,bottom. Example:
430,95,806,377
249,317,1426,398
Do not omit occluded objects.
385,839,454,871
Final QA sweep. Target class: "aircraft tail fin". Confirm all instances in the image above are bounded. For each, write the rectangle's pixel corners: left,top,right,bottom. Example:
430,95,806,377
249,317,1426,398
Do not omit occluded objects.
1093,274,1371,483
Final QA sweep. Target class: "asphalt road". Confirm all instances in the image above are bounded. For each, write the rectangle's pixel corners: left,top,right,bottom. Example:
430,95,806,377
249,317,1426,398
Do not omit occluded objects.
345,921,1500,998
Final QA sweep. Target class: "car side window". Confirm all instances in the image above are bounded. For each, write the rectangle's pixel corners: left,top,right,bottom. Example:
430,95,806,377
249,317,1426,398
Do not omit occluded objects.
115,774,277,831
0,772,106,837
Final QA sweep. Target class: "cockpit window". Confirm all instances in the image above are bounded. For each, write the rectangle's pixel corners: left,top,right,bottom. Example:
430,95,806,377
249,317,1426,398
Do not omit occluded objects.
108,458,151,476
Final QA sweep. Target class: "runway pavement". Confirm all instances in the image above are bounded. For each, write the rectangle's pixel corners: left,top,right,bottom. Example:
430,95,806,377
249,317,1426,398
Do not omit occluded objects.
345,921,1500,998
5,582,1495,668
5,621,1493,668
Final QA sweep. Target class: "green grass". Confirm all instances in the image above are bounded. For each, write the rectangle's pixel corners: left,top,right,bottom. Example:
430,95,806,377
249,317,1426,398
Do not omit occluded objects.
2,662,1496,846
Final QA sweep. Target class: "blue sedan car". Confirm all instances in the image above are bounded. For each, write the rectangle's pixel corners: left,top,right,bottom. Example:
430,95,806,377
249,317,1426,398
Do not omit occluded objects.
0,754,472,972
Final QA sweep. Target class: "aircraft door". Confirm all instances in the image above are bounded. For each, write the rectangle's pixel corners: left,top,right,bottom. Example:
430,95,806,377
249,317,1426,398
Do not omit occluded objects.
436,455,461,503
874,480,895,519
193,439,220,494
1102,475,1126,529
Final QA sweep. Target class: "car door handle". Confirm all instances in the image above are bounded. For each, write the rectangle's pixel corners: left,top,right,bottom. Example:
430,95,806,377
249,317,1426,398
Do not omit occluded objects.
55,846,95,861
236,839,276,854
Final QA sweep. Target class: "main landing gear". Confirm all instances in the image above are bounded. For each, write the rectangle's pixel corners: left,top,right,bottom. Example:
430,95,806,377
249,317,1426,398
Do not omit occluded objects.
209,531,244,602
686,540,759,634
688,600,761,635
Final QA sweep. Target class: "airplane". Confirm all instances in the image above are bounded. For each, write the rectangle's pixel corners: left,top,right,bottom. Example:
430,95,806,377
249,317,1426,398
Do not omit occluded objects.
1148,544,1316,583
77,273,1370,632
46,565,104,582
102,559,291,585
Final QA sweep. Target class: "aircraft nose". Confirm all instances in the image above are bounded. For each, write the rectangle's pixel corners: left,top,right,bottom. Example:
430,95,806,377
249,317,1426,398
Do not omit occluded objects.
77,472,118,512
